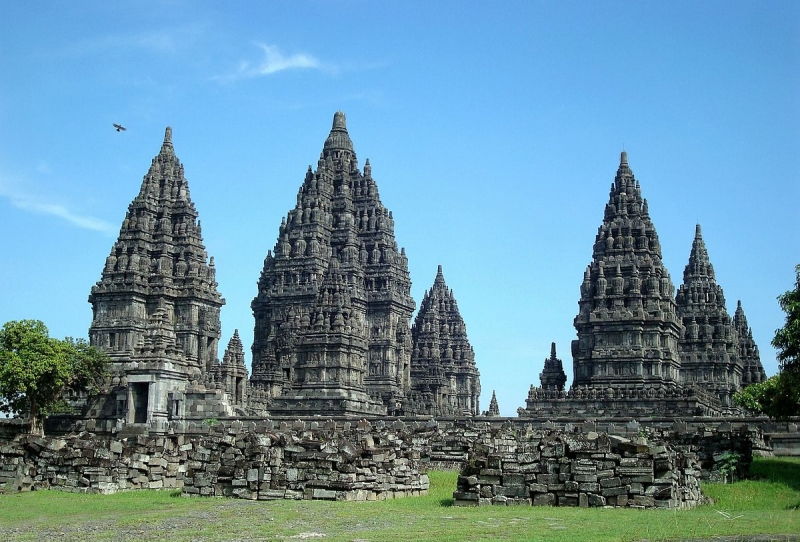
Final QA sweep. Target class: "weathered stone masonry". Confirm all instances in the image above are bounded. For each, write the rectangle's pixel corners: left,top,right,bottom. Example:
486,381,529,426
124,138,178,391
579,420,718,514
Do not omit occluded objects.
0,421,429,501
453,428,703,508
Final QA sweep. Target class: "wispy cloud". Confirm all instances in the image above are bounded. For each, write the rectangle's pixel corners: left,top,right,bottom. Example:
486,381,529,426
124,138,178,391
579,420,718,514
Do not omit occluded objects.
53,23,207,58
0,181,115,236
216,43,331,82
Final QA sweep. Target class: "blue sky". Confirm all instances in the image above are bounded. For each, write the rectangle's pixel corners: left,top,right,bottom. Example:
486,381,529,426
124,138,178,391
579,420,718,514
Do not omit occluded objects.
0,1,797,416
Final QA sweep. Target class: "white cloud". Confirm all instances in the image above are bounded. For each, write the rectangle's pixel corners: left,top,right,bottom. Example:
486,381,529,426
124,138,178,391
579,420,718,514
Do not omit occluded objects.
53,24,207,58
0,182,115,236
217,43,330,81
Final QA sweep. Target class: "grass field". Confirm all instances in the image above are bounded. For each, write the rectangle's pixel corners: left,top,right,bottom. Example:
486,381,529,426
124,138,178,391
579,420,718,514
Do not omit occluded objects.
0,457,797,541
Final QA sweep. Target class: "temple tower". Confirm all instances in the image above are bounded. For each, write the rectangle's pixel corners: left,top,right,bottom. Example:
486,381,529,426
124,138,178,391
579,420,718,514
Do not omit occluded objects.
250,112,415,414
217,330,248,407
572,152,682,390
88,127,225,423
675,225,743,407
409,266,480,416
539,342,567,391
734,300,767,386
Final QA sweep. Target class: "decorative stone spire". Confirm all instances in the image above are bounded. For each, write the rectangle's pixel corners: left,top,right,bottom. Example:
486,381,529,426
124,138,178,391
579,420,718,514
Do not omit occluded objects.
539,342,567,391
572,152,682,390
410,265,480,416
675,225,742,408
217,329,248,406
89,127,224,382
486,390,500,416
734,300,766,386
251,112,414,415
222,329,245,367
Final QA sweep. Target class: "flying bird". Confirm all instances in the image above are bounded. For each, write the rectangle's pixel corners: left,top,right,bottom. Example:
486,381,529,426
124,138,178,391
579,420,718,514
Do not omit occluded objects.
113,123,127,132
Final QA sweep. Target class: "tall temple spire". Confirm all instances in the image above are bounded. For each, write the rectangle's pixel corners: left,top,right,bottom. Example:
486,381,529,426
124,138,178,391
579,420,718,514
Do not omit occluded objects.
88,127,226,425
572,152,682,390
676,225,742,409
410,266,480,416
251,112,414,415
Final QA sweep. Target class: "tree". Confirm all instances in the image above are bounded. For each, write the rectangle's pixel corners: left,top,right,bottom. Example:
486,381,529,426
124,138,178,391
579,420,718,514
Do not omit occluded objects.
773,264,800,373
0,320,107,436
734,265,800,418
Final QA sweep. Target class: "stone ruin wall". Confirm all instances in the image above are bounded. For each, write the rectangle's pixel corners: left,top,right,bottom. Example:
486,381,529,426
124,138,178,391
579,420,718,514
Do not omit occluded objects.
453,429,703,509
425,418,774,478
0,420,430,501
0,416,779,508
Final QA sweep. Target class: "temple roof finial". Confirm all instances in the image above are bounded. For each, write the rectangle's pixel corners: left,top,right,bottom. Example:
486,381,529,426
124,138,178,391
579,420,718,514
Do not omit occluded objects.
620,150,628,167
695,223,702,238
323,111,355,158
550,342,557,359
332,111,347,131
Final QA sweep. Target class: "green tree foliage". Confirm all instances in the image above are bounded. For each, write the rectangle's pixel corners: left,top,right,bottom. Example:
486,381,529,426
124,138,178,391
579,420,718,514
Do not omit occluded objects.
0,320,107,436
734,265,800,418
733,374,800,418
773,264,800,372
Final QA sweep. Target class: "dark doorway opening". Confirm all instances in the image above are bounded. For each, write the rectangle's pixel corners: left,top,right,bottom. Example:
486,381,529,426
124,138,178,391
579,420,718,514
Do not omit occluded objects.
131,382,149,423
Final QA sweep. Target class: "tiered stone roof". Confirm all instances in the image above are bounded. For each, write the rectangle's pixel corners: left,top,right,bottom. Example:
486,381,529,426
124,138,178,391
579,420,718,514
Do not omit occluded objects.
734,300,766,387
410,266,480,416
250,112,414,414
675,225,742,407
572,152,682,390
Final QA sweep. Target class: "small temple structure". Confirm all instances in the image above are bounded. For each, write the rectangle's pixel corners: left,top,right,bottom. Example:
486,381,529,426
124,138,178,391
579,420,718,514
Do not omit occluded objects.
409,266,481,416
484,391,500,416
675,225,742,410
539,343,567,391
734,301,767,387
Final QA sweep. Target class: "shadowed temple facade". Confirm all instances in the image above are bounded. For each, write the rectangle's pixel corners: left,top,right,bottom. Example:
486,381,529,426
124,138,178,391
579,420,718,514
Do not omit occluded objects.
80,116,765,428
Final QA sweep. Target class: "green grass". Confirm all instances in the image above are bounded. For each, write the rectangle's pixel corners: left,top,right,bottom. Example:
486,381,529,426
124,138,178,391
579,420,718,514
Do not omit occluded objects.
0,457,798,541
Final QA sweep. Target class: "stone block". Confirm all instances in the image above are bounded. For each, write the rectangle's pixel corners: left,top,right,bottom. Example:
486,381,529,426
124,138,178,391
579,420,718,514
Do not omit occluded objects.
532,493,556,506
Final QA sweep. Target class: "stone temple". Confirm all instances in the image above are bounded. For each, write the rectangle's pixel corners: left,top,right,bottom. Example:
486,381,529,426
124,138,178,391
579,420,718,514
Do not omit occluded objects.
408,266,480,416
75,115,768,428
87,128,246,428
247,112,480,417
675,224,743,411
520,152,765,418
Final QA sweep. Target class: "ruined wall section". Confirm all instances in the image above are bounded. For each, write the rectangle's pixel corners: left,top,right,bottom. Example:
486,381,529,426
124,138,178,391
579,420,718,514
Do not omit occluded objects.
453,429,702,508
0,421,428,500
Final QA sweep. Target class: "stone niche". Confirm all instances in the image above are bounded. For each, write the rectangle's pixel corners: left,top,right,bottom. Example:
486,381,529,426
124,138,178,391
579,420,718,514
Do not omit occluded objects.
453,428,702,509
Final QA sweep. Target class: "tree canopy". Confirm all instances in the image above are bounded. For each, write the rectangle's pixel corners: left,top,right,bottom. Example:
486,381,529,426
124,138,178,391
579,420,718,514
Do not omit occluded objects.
734,265,800,418
0,319,107,435
773,264,800,372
